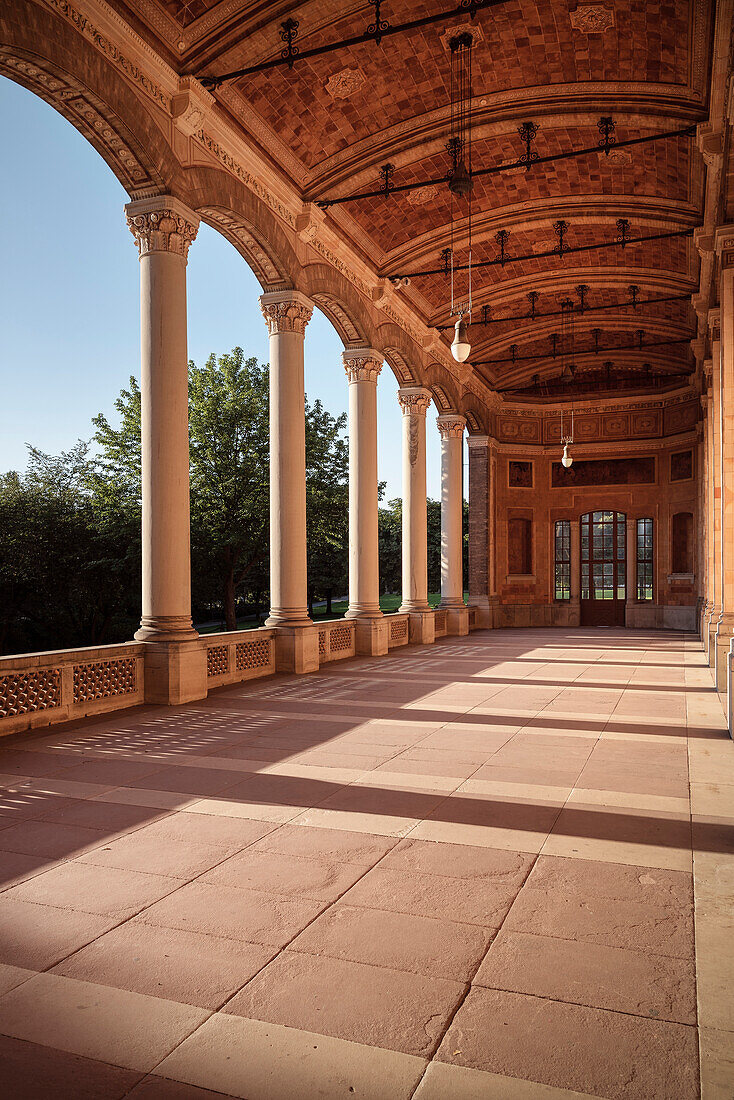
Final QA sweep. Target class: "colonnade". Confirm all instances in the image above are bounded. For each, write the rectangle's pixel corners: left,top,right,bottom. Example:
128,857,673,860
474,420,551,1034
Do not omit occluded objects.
126,194,468,693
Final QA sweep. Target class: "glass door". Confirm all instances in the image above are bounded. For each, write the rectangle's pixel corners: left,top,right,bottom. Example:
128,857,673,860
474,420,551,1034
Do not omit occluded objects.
580,511,627,626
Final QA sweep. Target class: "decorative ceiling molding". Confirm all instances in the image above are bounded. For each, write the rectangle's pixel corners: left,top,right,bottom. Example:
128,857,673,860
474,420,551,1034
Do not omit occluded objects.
569,5,616,34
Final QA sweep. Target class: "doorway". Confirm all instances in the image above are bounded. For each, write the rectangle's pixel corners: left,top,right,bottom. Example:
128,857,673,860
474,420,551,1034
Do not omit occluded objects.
580,510,627,627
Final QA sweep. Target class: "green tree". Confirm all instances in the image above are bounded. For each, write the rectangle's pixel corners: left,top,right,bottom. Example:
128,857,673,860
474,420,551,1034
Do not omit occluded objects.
305,399,349,616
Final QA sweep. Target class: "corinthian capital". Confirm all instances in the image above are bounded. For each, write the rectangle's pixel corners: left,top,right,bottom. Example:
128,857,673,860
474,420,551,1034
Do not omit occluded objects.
125,196,199,260
343,347,383,383
260,290,313,336
398,387,432,415
436,414,466,439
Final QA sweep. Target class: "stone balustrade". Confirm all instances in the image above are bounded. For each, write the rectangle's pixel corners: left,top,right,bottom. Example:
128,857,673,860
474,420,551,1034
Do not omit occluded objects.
317,620,356,663
203,628,276,687
0,642,145,737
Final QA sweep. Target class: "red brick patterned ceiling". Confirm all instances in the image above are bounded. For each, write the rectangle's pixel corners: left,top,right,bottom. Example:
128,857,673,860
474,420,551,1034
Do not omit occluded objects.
130,0,711,390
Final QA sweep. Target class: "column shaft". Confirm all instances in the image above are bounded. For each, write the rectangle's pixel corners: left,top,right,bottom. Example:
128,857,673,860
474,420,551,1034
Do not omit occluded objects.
438,416,469,635
398,388,434,643
569,518,581,626
126,198,199,643
260,292,319,674
468,435,491,625
343,351,388,656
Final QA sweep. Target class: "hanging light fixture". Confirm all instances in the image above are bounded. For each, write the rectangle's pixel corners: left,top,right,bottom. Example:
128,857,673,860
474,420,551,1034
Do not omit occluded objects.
559,297,575,467
447,32,474,363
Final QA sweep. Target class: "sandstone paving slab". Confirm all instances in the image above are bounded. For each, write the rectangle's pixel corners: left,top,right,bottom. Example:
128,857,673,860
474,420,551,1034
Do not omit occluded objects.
53,921,275,1009
76,831,233,880
288,902,491,981
0,972,210,1073
137,879,326,947
6,859,181,918
0,963,37,998
504,855,694,958
475,929,696,1023
224,950,465,1058
339,863,524,927
699,1026,734,1100
0,819,113,860
154,1013,427,1100
0,897,118,970
0,1033,143,1100
247,822,397,865
413,1061,602,1099
541,804,693,871
380,836,535,883
436,987,699,1099
200,847,366,900
129,811,277,851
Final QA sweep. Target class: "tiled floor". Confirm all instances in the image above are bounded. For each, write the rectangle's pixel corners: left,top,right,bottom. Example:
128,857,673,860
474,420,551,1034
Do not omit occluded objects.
0,627,732,1099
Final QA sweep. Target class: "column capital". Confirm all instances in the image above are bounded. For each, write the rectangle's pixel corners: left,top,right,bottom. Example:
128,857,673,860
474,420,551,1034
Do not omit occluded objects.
436,414,466,438
467,433,490,448
125,195,199,260
398,387,432,415
260,290,313,336
342,347,383,383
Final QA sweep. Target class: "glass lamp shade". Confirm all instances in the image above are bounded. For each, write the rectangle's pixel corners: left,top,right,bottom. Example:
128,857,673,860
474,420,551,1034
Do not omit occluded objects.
451,316,471,363
561,443,573,469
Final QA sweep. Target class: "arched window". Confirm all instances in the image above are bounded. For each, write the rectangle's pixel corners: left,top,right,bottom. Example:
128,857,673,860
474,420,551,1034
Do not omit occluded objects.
671,512,693,574
637,518,654,600
554,520,571,600
508,517,532,575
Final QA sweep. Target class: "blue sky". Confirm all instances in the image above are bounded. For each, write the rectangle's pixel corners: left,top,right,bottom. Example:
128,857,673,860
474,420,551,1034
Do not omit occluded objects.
0,75,456,503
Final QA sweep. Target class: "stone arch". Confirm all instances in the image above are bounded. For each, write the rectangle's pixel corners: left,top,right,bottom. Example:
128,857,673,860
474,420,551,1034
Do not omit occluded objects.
299,264,377,349
376,322,425,386
0,5,179,198
182,167,301,292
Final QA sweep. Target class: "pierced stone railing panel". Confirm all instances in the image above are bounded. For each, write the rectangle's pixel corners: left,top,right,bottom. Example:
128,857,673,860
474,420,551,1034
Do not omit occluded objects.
318,620,356,663
205,628,275,686
388,614,410,648
0,642,144,737
434,609,448,637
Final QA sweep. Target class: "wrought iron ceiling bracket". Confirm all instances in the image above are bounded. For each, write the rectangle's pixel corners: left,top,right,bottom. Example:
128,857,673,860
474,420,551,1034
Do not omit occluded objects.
380,163,395,196
496,229,510,266
280,19,299,68
629,284,640,309
598,117,616,155
616,218,631,248
518,121,539,171
554,220,569,257
527,290,539,318
367,0,390,45
575,284,589,313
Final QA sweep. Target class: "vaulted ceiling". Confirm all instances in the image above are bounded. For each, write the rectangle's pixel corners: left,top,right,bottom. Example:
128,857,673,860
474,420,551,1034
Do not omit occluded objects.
121,0,714,400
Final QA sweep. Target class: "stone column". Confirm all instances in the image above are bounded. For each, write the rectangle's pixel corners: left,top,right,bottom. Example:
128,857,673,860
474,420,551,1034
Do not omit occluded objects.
703,367,716,641
709,319,723,667
343,349,388,655
437,415,469,635
398,387,435,644
125,196,206,704
569,518,581,627
625,516,637,627
468,435,492,627
260,290,319,673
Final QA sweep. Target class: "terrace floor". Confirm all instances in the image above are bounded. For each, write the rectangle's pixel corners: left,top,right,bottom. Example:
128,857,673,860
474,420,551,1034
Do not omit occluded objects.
0,628,732,1099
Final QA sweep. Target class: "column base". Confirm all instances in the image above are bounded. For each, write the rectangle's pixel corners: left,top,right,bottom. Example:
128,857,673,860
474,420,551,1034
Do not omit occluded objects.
714,619,734,693
441,605,469,636
352,617,389,656
272,624,319,674
404,610,435,646
142,640,207,705
135,616,198,643
709,616,721,668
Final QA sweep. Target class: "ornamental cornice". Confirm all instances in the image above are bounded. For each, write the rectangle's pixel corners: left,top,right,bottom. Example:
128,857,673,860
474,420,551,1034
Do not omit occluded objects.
342,348,383,383
436,415,466,439
398,388,432,415
125,196,199,258
708,307,721,341
467,434,490,448
260,291,313,336
715,224,734,269
42,0,172,109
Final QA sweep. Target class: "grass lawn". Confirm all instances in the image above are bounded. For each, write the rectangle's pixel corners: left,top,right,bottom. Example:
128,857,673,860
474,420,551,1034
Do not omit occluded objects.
197,592,468,635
